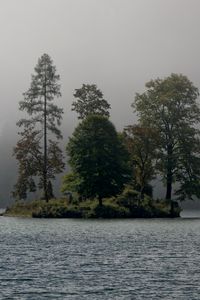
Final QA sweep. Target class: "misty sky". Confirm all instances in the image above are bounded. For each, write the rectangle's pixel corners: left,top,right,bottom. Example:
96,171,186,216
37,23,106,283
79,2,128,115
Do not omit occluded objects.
1,0,200,206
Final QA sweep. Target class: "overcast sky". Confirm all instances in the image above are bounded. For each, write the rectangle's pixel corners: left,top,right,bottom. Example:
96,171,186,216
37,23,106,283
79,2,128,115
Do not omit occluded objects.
1,0,200,205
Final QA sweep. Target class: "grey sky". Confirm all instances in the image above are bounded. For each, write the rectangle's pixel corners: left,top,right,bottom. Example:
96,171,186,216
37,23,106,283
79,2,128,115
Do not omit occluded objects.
0,0,200,205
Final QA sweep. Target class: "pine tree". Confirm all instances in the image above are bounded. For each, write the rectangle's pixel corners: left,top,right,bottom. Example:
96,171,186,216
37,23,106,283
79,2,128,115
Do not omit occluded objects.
14,54,64,201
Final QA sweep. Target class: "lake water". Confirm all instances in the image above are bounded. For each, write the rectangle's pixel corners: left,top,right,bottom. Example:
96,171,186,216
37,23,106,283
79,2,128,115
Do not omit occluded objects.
1,216,200,299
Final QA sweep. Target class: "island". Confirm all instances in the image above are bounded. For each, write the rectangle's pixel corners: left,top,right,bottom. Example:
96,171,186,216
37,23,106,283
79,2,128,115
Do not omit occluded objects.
4,190,181,219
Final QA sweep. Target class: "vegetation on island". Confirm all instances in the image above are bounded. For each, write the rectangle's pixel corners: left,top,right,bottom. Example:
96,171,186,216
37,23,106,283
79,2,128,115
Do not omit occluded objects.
4,191,180,218
64,115,131,206
133,74,200,206
6,54,200,218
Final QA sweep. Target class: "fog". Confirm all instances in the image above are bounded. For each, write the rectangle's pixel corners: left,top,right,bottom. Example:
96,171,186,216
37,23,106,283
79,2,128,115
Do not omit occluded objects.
1,0,200,207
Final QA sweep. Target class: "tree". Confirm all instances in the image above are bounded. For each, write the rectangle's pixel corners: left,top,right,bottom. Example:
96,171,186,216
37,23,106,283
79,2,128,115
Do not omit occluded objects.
61,173,82,195
13,127,41,200
133,73,200,212
47,180,54,199
123,125,158,200
66,115,130,205
14,53,64,201
72,84,111,119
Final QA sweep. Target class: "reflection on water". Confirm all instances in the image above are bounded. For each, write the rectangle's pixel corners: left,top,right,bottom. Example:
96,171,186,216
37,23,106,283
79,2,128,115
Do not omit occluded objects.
0,216,200,299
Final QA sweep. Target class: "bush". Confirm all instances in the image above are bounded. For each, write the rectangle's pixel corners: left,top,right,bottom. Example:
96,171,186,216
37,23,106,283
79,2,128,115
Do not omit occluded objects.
92,204,130,218
116,186,140,208
5,195,181,218
32,204,82,218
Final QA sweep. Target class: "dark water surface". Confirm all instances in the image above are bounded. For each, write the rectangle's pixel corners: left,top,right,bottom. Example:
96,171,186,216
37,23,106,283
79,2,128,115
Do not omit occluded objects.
0,217,200,299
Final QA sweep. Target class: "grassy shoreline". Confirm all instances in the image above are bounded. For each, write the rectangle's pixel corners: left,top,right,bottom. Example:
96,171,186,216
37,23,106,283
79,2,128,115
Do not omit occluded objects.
3,197,181,218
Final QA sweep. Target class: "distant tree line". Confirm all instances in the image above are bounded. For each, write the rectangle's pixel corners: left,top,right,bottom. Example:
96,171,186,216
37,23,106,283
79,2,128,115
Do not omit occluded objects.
13,54,200,215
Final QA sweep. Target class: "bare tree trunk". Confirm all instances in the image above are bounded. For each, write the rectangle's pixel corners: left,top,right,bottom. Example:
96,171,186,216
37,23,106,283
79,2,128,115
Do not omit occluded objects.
166,175,172,200
138,185,144,206
165,144,173,216
98,195,103,206
44,75,48,202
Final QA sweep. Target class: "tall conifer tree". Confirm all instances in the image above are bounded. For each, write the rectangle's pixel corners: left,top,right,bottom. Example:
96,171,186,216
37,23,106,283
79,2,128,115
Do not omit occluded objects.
14,54,64,201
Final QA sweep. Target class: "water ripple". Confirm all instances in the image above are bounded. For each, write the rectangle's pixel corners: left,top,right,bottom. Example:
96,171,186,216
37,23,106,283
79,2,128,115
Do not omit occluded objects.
0,217,200,299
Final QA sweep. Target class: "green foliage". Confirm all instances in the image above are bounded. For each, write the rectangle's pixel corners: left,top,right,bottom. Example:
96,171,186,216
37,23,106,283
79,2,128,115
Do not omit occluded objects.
116,185,140,207
92,204,130,218
32,205,82,218
46,180,54,199
72,84,111,119
66,115,131,205
61,172,82,194
14,54,64,201
123,125,157,198
4,196,180,218
133,73,200,202
116,186,180,218
18,54,63,136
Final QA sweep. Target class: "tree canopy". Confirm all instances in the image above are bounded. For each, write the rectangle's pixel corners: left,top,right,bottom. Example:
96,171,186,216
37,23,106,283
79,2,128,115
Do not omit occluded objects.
65,115,131,205
71,84,111,119
14,53,64,201
123,125,158,200
132,73,200,206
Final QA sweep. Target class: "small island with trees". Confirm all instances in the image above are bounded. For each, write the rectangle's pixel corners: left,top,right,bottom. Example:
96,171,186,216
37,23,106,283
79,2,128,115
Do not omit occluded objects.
4,53,200,218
